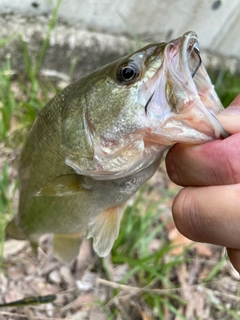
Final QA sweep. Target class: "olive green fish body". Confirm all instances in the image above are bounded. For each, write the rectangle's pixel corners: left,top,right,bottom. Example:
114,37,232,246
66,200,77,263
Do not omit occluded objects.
7,31,228,263
18,159,161,238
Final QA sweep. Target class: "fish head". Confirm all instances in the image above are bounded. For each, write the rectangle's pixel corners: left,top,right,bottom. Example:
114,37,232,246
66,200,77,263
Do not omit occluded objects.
64,31,228,179
139,31,228,143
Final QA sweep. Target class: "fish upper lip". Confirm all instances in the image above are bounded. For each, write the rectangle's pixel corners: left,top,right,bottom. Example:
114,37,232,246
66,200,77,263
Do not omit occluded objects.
180,31,202,81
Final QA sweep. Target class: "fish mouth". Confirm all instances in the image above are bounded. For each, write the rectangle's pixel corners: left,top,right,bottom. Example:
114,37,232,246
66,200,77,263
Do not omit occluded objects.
168,31,228,139
180,31,202,82
168,31,202,88
146,31,229,142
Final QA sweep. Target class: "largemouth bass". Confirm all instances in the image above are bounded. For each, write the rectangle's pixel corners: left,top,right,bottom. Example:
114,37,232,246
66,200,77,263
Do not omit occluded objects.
7,31,228,263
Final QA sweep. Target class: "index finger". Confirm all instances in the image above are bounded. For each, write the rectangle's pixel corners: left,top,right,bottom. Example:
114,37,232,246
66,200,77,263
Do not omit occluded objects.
166,133,240,186
166,94,240,187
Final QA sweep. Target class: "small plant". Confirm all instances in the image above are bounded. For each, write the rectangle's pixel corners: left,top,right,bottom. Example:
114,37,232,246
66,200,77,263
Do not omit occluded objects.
0,0,63,264
98,187,188,318
210,68,240,107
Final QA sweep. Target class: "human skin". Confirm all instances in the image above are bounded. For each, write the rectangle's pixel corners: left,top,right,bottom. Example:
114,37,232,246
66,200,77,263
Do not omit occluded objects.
166,94,240,272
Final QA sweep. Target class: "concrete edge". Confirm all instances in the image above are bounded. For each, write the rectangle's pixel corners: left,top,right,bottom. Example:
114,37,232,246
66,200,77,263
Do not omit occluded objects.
0,14,240,83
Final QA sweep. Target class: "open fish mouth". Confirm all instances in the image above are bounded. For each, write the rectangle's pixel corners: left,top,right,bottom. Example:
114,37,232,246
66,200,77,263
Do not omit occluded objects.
146,31,229,142
165,31,214,111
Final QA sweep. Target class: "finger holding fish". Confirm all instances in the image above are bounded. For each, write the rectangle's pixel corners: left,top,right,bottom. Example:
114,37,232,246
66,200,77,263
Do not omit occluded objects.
166,132,240,186
216,94,240,134
171,184,240,248
171,183,240,272
166,95,240,187
166,94,240,272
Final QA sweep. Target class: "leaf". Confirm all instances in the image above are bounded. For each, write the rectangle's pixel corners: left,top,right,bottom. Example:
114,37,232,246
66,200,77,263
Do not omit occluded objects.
139,310,154,320
168,227,212,256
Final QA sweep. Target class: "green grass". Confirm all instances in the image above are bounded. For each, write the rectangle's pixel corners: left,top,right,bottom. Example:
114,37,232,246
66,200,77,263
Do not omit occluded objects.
0,0,62,268
210,68,240,107
0,162,12,265
99,186,239,319
0,40,59,251
107,189,188,318
1,11,240,317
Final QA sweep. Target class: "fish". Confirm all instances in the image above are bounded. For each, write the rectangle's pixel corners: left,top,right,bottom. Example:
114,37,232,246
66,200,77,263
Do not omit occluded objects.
6,31,228,264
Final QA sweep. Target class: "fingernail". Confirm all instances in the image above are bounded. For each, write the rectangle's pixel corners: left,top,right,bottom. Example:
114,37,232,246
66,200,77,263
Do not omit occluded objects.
221,106,240,116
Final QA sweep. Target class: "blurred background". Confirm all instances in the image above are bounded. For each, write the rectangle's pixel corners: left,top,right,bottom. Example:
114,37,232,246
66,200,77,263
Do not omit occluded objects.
1,0,240,80
0,1,240,319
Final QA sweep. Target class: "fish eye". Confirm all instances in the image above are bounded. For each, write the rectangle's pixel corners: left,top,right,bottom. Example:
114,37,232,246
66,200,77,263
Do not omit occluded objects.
116,61,140,83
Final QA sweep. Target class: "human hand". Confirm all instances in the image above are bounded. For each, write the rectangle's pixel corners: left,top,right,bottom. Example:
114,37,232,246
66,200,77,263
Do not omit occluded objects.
166,94,240,272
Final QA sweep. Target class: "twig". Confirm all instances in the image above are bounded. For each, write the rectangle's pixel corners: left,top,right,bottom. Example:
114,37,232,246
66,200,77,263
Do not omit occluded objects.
97,277,240,302
96,278,181,295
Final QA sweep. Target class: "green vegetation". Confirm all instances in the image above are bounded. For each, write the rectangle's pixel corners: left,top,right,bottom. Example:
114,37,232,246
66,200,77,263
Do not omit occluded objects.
210,68,240,108
0,1,62,272
104,189,188,318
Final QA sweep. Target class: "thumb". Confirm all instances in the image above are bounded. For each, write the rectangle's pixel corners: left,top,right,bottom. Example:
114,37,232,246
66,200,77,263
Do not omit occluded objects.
217,94,240,134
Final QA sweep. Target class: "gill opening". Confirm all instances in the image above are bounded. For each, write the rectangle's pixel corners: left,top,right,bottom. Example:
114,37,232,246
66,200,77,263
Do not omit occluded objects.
145,91,155,115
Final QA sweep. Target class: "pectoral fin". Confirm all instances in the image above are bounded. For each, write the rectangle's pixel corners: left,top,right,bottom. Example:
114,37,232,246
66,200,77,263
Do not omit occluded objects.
34,175,89,197
53,233,83,264
87,206,124,257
